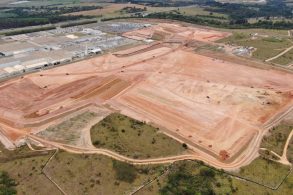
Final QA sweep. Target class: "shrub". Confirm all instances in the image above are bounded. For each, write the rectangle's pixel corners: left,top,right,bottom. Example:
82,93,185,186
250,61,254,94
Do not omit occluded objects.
112,160,137,183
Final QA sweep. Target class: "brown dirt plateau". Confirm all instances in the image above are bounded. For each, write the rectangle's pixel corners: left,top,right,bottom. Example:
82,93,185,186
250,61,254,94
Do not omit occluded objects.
0,23,292,163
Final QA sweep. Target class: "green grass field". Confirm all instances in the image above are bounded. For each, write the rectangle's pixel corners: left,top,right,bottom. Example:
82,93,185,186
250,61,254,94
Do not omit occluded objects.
90,113,187,159
219,30,292,61
178,6,228,19
235,157,290,187
271,47,293,66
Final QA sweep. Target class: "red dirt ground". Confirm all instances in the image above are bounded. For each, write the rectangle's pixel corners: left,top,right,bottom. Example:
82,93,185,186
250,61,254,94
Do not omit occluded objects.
0,23,292,167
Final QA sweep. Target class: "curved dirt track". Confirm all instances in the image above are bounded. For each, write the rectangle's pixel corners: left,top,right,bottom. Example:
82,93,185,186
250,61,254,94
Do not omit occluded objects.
280,129,293,165
26,129,263,170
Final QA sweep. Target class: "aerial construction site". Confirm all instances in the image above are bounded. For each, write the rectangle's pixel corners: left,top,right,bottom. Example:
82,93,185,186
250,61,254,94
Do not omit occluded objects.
0,21,292,171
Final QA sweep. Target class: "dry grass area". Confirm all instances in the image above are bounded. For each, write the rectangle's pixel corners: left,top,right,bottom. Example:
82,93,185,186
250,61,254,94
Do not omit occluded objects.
65,3,175,18
37,112,98,143
0,144,61,195
66,3,144,16
0,143,167,195
45,151,166,195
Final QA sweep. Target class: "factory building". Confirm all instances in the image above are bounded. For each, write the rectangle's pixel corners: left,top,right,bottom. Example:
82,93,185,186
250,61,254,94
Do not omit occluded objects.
0,22,147,79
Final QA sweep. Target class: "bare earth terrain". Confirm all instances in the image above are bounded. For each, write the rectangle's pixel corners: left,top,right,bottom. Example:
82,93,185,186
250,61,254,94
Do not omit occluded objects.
0,23,292,170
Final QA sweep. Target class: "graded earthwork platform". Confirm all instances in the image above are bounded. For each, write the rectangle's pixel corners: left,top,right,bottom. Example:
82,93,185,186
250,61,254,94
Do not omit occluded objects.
0,23,292,169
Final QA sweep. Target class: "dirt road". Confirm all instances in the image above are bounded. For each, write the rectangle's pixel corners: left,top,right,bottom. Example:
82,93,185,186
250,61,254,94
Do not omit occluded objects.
265,45,293,62
280,129,293,165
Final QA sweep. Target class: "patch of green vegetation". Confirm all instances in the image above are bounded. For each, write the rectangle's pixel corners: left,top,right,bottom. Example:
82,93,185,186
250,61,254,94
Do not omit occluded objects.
1,26,56,36
261,124,293,156
45,151,166,195
160,164,216,194
112,160,137,183
139,160,239,195
259,149,280,161
235,157,290,187
90,113,186,159
139,158,293,195
0,10,17,18
0,171,17,195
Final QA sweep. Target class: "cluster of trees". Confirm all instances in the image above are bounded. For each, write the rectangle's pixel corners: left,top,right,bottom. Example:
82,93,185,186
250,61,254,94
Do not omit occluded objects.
0,15,93,30
160,165,216,194
112,160,137,183
120,6,147,13
3,26,56,36
203,0,292,20
0,171,17,195
9,6,102,17
0,6,99,30
115,0,292,30
146,12,293,30
115,0,198,7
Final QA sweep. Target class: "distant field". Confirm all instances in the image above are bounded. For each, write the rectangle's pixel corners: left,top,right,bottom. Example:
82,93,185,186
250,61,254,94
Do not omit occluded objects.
0,0,110,7
178,6,228,19
0,143,167,195
219,30,293,61
66,3,176,18
90,113,187,159
216,0,266,3
74,4,229,21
